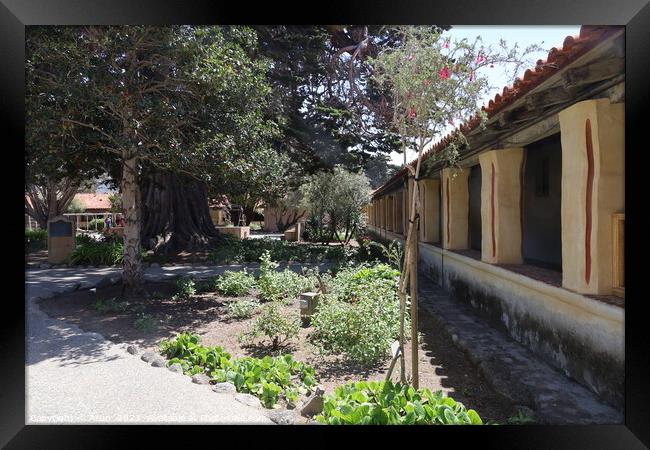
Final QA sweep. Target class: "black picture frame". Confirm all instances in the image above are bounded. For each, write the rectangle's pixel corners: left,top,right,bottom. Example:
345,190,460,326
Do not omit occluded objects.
5,0,649,447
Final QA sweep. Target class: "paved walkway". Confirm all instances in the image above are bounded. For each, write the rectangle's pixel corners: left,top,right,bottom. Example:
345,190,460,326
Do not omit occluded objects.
26,264,331,424
417,275,623,424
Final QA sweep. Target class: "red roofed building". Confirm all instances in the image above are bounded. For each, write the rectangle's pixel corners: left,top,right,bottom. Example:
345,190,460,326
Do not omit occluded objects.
366,26,624,410
72,193,113,213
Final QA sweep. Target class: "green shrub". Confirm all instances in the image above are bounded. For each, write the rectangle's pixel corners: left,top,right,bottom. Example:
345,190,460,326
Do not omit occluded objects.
75,233,97,246
210,236,345,264
25,228,47,252
242,302,300,349
216,269,256,296
211,354,317,408
310,264,406,366
257,251,316,302
329,263,400,303
70,240,124,266
228,299,260,319
92,297,129,313
173,276,196,300
315,380,483,425
87,218,105,231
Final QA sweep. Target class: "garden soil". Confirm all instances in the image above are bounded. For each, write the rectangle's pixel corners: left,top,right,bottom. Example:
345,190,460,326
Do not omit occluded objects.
38,280,515,423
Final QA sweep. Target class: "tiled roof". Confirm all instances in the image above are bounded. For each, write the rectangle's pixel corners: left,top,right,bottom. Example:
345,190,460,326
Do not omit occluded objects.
373,25,623,197
74,193,112,210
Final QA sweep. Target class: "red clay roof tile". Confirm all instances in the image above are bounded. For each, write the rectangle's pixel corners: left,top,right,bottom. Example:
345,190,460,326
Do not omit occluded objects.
373,25,623,198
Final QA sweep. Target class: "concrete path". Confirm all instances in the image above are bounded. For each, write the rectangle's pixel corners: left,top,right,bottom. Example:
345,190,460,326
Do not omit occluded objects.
417,275,623,425
26,264,330,424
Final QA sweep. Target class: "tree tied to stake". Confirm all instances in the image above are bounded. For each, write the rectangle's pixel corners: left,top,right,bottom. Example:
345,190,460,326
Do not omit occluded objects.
371,25,543,386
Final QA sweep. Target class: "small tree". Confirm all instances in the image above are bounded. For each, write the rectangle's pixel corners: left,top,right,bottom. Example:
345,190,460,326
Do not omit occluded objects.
371,26,542,386
301,167,371,245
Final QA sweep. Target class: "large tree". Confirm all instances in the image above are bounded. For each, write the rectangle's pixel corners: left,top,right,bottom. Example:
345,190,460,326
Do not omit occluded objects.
26,26,276,290
25,27,110,228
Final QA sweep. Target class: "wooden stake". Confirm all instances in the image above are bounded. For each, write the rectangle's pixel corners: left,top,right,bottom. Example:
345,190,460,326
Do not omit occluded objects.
410,212,419,389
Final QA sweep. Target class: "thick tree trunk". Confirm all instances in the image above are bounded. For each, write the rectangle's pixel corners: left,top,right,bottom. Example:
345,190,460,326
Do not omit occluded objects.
141,170,221,254
121,152,144,291
25,178,79,229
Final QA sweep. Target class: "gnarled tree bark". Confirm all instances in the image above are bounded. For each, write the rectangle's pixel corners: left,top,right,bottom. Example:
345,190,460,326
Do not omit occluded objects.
122,150,144,292
140,170,221,255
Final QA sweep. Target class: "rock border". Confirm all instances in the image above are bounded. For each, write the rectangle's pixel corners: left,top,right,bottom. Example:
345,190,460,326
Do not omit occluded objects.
28,263,333,425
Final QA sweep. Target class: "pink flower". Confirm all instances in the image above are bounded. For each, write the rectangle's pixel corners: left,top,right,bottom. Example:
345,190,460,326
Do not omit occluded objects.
409,107,417,119
469,71,475,81
443,39,450,49
438,66,450,79
407,54,414,61
475,52,487,65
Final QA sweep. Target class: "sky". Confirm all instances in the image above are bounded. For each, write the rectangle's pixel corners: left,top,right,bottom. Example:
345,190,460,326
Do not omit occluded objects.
388,25,581,166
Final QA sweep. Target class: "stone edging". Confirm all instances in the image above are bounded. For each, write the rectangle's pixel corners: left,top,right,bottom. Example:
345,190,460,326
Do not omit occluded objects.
28,270,323,425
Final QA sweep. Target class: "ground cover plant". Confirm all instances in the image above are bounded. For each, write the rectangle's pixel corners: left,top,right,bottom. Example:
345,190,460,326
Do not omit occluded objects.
159,332,316,408
315,380,483,425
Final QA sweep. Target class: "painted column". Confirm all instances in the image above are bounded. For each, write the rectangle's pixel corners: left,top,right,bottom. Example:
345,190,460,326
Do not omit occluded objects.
559,98,624,294
419,178,440,243
478,148,525,264
441,168,471,250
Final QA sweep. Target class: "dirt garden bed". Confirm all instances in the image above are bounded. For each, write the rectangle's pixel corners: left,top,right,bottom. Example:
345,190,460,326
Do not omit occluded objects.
37,277,516,423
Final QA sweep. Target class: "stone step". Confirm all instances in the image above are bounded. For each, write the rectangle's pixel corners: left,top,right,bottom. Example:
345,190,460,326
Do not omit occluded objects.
416,274,623,425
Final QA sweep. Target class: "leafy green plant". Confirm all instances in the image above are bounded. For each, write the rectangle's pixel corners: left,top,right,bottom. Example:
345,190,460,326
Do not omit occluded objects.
87,218,105,231
256,251,316,302
25,228,48,252
329,263,400,303
310,263,406,366
216,269,256,296
227,299,260,319
173,276,196,300
70,240,124,266
160,332,232,376
158,333,316,408
241,302,300,349
209,236,345,265
75,233,97,246
92,297,129,314
211,354,317,408
315,380,483,425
